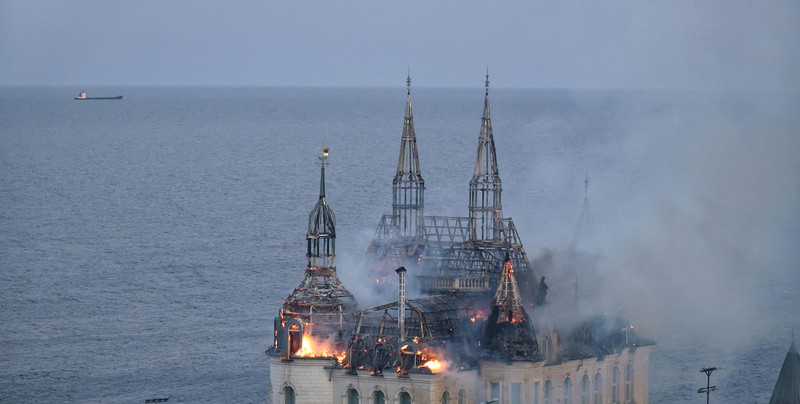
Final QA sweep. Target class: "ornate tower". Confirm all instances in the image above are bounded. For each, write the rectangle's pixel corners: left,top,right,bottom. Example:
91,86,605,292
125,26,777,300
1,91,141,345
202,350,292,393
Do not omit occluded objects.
279,148,358,345
392,74,425,239
468,72,503,242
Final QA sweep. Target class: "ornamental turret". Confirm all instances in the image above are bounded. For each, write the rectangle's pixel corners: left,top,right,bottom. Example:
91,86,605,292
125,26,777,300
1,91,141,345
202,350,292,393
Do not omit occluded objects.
392,74,425,239
308,147,336,269
468,72,504,242
277,148,358,353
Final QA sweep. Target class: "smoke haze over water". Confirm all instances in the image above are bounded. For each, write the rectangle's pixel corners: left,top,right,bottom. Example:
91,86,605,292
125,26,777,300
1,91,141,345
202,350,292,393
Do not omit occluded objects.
336,89,800,402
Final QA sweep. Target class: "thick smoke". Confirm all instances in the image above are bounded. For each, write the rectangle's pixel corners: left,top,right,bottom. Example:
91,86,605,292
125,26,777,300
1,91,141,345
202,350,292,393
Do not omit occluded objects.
515,91,800,364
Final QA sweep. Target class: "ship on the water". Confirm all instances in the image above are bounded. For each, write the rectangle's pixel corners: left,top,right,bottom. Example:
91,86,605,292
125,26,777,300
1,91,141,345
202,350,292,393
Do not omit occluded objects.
74,91,122,100
266,75,654,404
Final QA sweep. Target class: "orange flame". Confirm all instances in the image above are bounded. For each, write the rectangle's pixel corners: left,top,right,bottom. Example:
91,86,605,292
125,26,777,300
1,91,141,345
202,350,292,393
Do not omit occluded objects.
295,333,347,364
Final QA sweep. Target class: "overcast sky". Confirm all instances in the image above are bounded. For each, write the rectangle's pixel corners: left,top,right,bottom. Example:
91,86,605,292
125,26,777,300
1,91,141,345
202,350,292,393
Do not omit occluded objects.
1,1,798,90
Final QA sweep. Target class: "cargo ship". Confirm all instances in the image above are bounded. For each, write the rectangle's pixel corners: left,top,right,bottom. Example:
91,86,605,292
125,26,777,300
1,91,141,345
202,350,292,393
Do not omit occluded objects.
75,91,122,100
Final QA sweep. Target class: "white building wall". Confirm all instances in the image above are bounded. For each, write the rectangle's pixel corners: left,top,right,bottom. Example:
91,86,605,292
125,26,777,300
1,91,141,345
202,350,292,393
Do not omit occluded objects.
479,346,653,404
269,356,338,404
269,346,652,404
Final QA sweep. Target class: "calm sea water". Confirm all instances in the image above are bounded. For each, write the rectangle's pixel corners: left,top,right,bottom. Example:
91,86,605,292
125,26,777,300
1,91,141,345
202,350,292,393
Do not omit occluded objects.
1,87,798,403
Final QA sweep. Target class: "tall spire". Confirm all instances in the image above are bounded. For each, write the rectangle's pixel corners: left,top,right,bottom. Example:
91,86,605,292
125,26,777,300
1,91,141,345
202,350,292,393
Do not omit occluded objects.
469,70,503,241
278,146,358,347
392,73,425,239
308,147,336,269
570,170,592,250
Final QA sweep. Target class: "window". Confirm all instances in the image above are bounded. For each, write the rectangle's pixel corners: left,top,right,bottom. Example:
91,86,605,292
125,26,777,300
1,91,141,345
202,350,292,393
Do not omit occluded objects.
593,374,603,404
544,380,553,404
625,364,633,403
283,386,295,404
398,391,412,404
457,389,466,404
347,388,359,404
511,382,522,404
490,382,500,401
582,374,590,404
564,377,573,404
373,390,385,404
441,391,450,404
534,382,540,404
612,366,620,404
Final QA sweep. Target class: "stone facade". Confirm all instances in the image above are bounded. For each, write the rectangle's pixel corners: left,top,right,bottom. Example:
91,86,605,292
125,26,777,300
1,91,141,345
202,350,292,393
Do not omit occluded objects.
268,345,651,404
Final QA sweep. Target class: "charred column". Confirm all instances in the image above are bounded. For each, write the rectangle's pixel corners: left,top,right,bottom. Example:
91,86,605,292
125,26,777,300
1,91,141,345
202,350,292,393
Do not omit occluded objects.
396,266,407,341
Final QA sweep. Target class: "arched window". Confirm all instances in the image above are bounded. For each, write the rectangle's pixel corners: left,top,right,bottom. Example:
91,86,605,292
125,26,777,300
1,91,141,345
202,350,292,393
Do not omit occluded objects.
593,374,603,404
373,390,385,404
283,386,295,404
457,388,466,404
624,364,633,403
612,366,620,404
544,380,553,404
398,391,412,404
347,387,359,404
441,390,450,404
582,374,590,404
564,377,573,404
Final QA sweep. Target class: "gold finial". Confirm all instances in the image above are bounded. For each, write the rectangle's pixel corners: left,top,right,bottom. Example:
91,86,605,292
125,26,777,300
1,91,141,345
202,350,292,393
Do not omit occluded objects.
319,145,329,165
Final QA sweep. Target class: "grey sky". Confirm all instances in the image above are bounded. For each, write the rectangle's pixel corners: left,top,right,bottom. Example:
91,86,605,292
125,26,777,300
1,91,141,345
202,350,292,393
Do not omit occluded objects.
1,1,798,90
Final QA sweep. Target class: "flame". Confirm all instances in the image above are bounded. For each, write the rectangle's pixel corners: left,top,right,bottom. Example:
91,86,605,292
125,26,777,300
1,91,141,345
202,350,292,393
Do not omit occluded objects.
422,360,443,371
294,333,347,364
469,310,487,323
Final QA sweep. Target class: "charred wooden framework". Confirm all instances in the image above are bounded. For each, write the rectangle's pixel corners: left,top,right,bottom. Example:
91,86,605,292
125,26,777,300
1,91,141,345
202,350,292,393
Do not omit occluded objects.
366,72,539,303
269,77,653,381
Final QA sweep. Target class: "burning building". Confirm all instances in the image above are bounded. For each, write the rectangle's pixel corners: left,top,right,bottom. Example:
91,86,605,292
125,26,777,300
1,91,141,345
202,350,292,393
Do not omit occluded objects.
272,149,358,360
267,75,653,404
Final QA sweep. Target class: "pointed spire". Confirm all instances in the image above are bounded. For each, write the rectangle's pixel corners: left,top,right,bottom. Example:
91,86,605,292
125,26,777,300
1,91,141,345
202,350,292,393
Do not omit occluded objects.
392,74,425,239
492,259,525,318
469,71,503,241
407,68,411,95
318,147,329,197
769,338,800,404
279,146,358,346
571,170,593,250
485,67,490,96
308,147,336,269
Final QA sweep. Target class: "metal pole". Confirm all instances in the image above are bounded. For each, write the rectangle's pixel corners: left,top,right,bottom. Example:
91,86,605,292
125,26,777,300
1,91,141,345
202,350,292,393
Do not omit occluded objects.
698,367,718,404
396,266,407,341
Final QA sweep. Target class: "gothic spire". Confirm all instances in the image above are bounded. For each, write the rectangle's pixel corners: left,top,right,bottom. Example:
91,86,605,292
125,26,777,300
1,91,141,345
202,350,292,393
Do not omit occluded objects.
469,71,503,241
392,73,425,239
492,259,525,318
308,147,336,269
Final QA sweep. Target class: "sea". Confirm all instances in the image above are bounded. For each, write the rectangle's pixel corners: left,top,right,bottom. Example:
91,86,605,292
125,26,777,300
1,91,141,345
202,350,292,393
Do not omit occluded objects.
1,86,799,403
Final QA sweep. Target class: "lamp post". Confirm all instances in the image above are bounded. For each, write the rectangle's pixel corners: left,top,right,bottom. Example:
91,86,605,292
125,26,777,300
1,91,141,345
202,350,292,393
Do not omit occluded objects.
697,367,718,404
